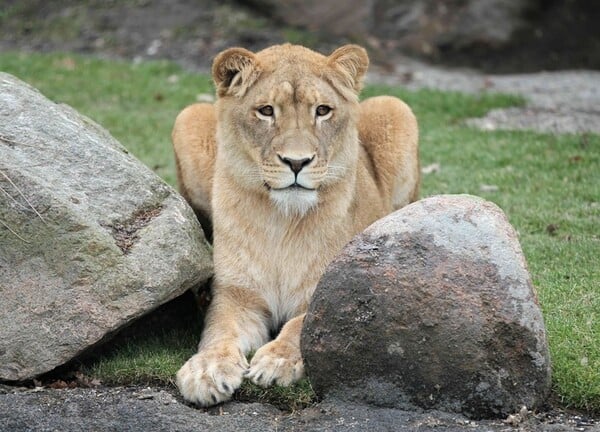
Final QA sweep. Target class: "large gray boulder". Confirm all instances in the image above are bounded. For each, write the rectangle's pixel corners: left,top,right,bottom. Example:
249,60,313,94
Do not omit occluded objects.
0,73,213,381
243,0,536,56
302,195,551,419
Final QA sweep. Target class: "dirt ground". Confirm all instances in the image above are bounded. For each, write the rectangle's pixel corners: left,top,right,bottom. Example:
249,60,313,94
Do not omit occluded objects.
1,383,598,432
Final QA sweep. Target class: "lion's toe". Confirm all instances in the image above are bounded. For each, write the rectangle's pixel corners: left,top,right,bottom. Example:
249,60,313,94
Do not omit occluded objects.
247,340,304,388
176,348,247,406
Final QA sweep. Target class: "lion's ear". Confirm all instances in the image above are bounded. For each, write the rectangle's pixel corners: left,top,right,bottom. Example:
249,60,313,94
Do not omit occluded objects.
327,45,369,94
212,47,260,97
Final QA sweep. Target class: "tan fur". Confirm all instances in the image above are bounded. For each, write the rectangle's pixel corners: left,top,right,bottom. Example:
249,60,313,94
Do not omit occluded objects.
173,43,419,406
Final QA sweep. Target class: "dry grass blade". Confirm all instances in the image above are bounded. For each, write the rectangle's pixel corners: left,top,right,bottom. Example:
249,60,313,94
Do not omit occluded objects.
0,134,21,146
0,169,47,224
0,218,29,243
0,183,31,211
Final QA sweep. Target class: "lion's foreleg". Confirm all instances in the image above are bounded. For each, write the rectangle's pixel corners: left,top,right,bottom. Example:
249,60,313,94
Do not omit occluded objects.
246,313,305,387
176,286,270,406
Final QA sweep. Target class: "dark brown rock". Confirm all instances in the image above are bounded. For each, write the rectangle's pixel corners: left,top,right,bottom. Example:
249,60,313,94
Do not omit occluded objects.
301,195,551,419
243,0,374,37
243,0,537,58
372,0,538,56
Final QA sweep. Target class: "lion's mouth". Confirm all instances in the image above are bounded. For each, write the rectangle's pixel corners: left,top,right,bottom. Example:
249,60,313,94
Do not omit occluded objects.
266,182,316,192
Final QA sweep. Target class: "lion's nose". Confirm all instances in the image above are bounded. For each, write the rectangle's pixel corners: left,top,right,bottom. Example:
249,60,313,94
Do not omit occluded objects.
278,155,315,174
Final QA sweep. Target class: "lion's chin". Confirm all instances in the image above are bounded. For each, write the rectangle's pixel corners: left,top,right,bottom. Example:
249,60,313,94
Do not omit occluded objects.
269,187,318,218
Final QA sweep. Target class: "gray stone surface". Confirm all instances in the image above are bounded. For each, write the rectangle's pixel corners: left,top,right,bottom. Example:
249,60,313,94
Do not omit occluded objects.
0,385,589,432
302,195,551,419
0,73,213,381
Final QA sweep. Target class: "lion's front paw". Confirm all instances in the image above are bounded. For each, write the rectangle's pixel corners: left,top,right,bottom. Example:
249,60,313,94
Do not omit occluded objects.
246,339,304,387
176,345,248,406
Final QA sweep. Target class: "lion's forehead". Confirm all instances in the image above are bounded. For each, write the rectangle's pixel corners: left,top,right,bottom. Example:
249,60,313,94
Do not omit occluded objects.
266,78,330,106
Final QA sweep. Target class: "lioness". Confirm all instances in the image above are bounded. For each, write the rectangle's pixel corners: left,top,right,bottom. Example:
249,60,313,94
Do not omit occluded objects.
173,43,419,406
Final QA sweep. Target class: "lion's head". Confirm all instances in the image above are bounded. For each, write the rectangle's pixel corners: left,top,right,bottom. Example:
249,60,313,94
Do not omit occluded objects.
212,44,369,217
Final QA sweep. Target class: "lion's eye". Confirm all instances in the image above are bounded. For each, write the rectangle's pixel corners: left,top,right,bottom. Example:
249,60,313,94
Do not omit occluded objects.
257,105,274,117
316,105,332,117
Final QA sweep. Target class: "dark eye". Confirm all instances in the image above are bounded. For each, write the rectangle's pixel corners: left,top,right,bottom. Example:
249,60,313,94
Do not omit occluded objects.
258,105,274,117
316,105,332,116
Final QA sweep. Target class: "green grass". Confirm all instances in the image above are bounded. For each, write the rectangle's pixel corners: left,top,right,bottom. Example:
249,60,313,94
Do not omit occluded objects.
1,52,598,413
